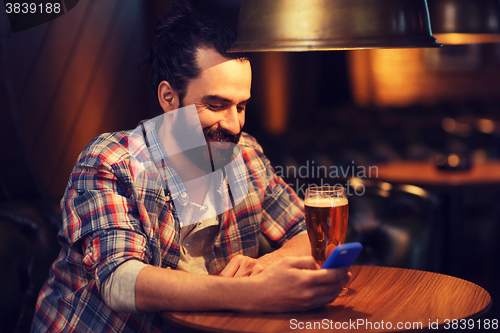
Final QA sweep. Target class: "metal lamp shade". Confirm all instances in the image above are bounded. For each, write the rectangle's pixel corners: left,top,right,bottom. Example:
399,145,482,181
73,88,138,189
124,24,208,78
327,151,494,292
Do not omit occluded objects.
229,0,441,52
428,0,500,44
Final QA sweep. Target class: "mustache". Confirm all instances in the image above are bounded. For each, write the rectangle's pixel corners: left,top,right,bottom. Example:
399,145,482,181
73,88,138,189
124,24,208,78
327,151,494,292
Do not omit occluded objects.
203,127,241,144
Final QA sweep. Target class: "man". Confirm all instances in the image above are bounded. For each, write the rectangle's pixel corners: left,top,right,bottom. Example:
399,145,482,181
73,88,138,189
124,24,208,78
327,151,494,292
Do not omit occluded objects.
32,2,350,332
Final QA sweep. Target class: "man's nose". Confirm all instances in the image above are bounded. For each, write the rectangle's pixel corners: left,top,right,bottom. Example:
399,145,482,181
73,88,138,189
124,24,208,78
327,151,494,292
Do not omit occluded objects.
219,107,241,135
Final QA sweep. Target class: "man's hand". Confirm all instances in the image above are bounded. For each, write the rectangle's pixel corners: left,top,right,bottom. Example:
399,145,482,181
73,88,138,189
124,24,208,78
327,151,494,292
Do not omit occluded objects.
219,255,265,277
137,255,350,313
242,256,351,313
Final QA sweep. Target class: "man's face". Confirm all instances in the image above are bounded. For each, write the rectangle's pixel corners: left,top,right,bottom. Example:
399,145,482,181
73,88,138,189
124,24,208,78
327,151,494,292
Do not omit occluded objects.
179,48,251,168
185,48,251,139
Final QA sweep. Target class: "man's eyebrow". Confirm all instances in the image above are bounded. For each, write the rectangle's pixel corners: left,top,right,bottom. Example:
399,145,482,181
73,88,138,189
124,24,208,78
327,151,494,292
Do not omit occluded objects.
202,95,251,104
240,97,252,104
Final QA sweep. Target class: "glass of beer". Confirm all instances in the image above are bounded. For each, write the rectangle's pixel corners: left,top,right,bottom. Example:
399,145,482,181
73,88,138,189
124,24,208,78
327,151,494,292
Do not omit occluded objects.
304,185,349,294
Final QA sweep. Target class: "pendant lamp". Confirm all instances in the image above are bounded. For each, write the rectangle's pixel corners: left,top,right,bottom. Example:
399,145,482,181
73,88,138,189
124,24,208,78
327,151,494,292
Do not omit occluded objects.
229,0,441,52
427,0,500,44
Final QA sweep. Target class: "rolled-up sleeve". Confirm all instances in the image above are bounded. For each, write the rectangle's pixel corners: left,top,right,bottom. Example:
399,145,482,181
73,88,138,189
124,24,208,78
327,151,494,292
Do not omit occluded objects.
60,134,154,292
261,163,306,247
240,134,306,247
82,228,147,290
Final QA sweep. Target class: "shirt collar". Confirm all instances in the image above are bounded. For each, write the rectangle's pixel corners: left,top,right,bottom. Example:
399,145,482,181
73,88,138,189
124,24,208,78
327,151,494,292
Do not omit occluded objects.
139,117,244,209
141,118,188,205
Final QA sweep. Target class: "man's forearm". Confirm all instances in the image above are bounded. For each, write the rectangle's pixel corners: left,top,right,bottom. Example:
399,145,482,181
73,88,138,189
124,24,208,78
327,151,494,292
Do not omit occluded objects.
134,233,317,313
135,266,255,312
257,233,311,267
135,256,350,314
134,236,311,312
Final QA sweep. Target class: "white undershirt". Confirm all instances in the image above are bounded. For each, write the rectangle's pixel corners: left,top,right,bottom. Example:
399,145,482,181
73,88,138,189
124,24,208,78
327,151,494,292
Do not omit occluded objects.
101,259,147,313
176,200,220,274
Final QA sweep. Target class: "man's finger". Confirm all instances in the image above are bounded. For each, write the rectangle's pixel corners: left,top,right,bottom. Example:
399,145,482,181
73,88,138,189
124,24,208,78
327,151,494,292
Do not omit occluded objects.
219,259,240,277
312,267,350,283
249,265,264,276
284,256,320,270
233,264,252,277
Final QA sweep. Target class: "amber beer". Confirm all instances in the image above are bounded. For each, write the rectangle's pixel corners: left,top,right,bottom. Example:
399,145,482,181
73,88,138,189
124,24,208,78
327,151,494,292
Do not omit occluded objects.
305,196,349,266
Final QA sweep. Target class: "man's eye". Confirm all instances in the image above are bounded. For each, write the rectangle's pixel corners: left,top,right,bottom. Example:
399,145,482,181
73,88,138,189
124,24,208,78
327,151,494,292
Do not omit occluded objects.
208,104,224,111
237,105,246,112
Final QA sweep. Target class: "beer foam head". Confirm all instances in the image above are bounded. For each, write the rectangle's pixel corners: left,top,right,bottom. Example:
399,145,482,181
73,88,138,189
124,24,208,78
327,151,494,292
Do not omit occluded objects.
304,197,348,207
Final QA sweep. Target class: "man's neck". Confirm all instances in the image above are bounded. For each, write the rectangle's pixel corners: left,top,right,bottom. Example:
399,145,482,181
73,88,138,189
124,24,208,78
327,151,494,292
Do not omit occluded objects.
156,118,211,205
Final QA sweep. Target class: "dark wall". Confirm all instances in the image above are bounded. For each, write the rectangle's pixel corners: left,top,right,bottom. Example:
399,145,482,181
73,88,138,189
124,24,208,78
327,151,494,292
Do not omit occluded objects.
1,0,154,200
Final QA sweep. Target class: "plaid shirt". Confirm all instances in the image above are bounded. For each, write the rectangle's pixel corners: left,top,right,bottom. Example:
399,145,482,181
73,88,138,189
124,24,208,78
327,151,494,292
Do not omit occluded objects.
32,120,305,333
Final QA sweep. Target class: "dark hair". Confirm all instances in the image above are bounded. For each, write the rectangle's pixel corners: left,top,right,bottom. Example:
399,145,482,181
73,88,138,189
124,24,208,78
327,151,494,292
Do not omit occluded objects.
143,0,247,102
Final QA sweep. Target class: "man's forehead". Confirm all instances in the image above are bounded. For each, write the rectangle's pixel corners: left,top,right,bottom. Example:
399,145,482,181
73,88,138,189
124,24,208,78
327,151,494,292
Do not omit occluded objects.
195,47,248,72
202,95,251,104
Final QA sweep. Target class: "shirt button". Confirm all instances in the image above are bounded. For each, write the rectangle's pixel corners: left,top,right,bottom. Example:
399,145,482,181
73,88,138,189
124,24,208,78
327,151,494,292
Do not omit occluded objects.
200,206,208,212
181,192,188,198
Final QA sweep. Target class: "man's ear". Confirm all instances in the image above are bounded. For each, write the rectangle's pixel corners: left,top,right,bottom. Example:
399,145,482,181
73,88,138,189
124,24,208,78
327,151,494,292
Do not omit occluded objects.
158,81,180,113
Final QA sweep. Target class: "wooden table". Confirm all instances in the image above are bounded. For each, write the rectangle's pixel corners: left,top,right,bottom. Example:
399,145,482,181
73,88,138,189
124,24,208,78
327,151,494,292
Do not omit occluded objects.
374,160,500,275
162,266,492,333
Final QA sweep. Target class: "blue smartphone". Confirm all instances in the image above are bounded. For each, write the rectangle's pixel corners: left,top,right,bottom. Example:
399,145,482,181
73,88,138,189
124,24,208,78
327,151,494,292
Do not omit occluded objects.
321,242,363,269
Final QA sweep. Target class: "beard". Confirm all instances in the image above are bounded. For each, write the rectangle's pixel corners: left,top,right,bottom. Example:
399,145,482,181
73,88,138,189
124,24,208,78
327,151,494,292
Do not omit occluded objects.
204,125,241,171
